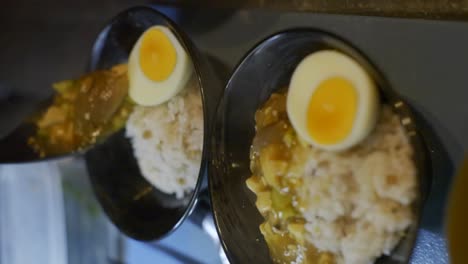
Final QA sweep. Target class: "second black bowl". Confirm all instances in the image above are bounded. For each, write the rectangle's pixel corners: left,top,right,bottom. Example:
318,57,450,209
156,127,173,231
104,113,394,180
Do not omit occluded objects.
85,6,223,241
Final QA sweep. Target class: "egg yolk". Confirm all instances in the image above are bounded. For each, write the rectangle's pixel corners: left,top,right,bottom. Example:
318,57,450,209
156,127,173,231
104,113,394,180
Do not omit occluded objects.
307,77,357,145
139,28,177,82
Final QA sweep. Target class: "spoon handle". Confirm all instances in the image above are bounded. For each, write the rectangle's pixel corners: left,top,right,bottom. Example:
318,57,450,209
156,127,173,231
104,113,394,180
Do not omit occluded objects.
0,82,37,139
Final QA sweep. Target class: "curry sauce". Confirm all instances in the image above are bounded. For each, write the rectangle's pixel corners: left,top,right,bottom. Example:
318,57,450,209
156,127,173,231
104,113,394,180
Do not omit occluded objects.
247,93,335,264
28,64,133,157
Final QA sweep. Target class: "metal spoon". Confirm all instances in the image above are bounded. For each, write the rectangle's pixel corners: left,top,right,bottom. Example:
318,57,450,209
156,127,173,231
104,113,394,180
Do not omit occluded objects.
0,81,57,163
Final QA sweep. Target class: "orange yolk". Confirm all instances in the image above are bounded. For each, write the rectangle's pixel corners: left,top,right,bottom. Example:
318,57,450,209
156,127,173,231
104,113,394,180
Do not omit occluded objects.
139,28,177,82
307,77,357,145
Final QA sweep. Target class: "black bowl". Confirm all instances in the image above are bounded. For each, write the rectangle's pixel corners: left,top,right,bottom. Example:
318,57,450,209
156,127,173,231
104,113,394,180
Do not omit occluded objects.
85,6,222,241
209,28,430,263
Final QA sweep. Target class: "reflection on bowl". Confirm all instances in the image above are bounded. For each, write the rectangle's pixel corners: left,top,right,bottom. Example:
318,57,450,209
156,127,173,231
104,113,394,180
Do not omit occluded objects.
209,28,430,263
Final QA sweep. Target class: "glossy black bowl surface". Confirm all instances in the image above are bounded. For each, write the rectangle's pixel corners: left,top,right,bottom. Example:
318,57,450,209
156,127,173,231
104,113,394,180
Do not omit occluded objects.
85,6,222,241
209,29,430,263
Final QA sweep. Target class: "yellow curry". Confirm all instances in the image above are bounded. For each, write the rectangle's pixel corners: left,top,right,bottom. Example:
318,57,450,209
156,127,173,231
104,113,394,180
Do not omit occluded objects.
29,64,133,157
247,93,335,264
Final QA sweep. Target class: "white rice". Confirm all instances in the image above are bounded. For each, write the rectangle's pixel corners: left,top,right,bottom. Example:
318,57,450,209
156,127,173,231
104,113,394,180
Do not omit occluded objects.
298,106,417,264
125,81,203,199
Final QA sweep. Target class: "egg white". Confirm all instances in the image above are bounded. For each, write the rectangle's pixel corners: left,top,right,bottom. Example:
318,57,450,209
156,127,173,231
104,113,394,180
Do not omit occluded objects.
287,50,379,151
128,26,193,106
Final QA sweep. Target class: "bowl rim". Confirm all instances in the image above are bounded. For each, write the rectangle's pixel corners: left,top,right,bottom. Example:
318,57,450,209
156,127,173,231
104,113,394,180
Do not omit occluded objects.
85,5,211,241
209,27,431,263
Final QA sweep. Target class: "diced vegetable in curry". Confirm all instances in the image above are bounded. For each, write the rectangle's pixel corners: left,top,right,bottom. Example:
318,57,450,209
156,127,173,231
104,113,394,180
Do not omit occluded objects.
247,93,335,264
28,64,133,157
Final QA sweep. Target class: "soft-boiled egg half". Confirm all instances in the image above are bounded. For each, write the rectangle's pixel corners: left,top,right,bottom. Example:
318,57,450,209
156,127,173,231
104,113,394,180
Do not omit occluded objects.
287,50,379,151
128,26,193,106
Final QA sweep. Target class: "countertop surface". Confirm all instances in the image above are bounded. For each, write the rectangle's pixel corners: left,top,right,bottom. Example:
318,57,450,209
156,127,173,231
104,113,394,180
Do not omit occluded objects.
165,0,468,20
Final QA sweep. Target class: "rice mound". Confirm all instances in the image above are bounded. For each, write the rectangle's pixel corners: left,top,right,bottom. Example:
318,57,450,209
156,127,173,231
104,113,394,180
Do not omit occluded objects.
126,83,203,199
299,106,417,264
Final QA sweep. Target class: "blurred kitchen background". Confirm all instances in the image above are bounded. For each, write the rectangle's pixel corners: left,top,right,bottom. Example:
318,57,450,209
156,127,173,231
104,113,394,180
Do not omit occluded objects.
0,157,225,264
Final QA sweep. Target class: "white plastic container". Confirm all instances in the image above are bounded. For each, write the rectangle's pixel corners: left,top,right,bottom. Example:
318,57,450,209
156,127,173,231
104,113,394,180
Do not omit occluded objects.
0,162,67,264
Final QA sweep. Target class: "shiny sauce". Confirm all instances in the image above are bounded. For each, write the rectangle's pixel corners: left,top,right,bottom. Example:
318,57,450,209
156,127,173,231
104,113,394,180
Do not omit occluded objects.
28,64,133,157
247,93,335,264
